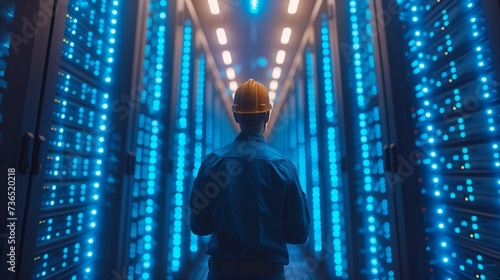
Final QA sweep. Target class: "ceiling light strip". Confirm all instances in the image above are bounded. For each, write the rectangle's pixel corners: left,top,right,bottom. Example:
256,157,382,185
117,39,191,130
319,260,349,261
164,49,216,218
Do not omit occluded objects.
276,50,286,65
184,0,238,131
229,81,238,92
272,67,282,79
226,67,235,80
281,27,292,44
222,50,232,65
208,0,220,15
216,28,227,45
266,0,323,135
288,0,300,14
270,80,279,91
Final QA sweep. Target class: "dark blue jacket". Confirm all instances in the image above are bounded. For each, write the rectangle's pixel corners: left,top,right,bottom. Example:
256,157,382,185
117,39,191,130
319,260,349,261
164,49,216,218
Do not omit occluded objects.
190,131,310,265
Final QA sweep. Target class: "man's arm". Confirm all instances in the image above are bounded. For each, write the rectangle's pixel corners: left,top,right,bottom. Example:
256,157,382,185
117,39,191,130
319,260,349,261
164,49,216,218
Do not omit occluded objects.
283,166,310,244
189,157,214,236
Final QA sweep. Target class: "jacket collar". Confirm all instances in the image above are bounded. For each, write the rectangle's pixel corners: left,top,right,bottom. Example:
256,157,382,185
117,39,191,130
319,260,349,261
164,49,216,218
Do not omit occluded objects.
235,131,266,143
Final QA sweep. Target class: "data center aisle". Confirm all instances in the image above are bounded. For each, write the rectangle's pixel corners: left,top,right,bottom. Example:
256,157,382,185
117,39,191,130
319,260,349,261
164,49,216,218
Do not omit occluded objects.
186,246,319,280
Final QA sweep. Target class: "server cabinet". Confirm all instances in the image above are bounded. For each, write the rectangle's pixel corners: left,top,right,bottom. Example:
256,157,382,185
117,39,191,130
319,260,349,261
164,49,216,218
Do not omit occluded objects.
380,0,500,279
328,0,412,278
270,84,298,165
204,79,216,156
271,70,310,235
0,0,122,278
167,17,196,276
326,0,500,278
287,85,300,169
188,52,207,258
268,15,350,276
289,71,309,205
28,0,119,277
302,46,325,256
115,0,179,279
0,1,55,278
313,11,348,278
0,0,174,278
164,6,238,276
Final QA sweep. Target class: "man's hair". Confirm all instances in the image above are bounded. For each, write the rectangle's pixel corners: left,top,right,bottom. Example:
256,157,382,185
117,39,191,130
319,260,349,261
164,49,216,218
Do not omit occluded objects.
235,112,268,126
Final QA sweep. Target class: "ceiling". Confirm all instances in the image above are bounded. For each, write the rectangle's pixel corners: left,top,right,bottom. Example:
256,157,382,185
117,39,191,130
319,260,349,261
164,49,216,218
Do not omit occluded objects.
190,0,318,106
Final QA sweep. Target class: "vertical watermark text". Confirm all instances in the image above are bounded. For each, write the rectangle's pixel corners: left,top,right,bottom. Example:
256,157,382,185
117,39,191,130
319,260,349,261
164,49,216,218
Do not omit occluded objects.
6,168,17,273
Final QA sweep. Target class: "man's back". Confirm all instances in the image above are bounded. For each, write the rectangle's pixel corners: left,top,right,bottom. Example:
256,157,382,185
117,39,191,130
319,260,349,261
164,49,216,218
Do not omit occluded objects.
190,131,310,265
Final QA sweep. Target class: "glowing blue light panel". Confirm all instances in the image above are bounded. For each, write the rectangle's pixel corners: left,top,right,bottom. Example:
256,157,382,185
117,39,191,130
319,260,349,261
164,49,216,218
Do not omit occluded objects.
288,98,299,170
205,87,214,154
318,14,347,277
269,98,297,166
305,49,322,252
170,19,193,273
33,0,120,278
190,54,206,253
0,1,15,145
346,1,397,278
295,82,308,193
127,1,169,279
249,0,260,14
398,0,500,278
213,101,222,148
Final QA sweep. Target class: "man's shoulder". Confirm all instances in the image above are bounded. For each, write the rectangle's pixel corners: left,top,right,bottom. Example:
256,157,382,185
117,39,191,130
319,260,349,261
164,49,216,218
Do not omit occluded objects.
210,142,234,158
199,151,222,169
262,145,290,162
210,141,294,165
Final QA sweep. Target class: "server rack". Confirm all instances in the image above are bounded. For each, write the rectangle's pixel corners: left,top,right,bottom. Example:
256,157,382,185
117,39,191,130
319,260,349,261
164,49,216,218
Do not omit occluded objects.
0,0,180,278
313,10,348,278
116,0,180,279
341,0,410,277
188,51,206,257
268,6,351,278
327,0,500,278
0,0,127,278
164,2,239,277
303,46,325,257
0,2,55,279
381,0,500,278
279,0,409,278
294,70,309,208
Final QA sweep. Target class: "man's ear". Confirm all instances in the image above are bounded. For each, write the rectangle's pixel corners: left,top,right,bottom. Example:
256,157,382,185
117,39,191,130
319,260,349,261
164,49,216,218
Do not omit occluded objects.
264,112,270,124
233,113,240,123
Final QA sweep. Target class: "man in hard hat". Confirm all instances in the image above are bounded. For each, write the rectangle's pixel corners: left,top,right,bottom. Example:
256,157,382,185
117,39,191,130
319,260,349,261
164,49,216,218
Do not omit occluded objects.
190,79,310,280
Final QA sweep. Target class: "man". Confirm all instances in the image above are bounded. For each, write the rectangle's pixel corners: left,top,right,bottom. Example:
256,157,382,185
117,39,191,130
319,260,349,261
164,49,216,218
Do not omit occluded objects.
190,79,310,280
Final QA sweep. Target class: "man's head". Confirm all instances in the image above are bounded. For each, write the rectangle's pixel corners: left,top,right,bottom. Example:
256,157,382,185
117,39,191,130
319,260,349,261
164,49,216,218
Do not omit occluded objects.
232,79,272,133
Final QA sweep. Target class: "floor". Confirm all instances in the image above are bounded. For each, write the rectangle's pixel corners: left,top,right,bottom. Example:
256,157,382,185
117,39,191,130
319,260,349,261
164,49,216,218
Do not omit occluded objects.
186,246,319,280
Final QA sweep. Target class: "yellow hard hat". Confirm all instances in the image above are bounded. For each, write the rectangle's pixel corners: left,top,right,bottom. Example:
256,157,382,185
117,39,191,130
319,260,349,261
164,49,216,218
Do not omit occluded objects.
232,79,272,114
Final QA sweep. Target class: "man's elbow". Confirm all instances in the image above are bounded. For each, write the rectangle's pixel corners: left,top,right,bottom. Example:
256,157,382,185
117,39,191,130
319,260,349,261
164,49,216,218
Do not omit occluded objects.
190,221,213,236
285,226,310,244
191,228,212,236
286,235,309,245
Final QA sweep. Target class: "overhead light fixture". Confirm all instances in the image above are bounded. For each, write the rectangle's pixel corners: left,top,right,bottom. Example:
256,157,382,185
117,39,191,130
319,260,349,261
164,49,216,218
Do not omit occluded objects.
249,0,260,14
208,0,220,15
272,67,282,79
269,91,276,101
229,81,238,92
281,27,292,44
288,0,299,14
222,50,232,65
276,50,286,65
269,80,278,91
226,67,236,80
216,28,227,45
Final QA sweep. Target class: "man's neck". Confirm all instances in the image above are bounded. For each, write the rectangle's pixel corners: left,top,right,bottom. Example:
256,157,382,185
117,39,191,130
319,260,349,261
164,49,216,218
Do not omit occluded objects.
239,125,265,134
